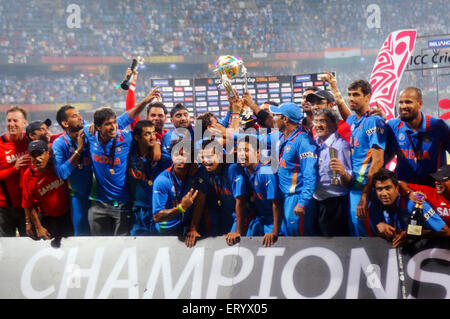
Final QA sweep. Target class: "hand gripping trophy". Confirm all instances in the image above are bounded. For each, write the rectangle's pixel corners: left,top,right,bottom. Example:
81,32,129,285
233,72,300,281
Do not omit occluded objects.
120,56,145,90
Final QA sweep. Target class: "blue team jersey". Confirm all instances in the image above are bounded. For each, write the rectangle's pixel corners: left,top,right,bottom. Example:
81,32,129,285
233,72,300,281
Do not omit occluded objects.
152,166,207,234
161,125,195,170
257,130,282,162
244,163,281,223
386,113,450,186
277,126,318,208
52,116,131,198
84,112,135,204
200,163,247,236
52,131,92,197
347,113,386,189
127,143,164,208
370,196,446,232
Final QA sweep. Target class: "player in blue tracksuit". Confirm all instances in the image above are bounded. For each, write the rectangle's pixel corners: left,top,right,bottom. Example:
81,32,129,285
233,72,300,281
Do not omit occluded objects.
52,103,144,236
385,87,450,187
152,138,207,236
237,135,282,247
270,102,318,236
127,120,163,236
370,168,450,247
346,80,386,237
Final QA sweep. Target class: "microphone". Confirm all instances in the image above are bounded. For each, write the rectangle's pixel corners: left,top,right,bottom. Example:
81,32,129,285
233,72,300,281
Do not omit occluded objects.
120,58,138,90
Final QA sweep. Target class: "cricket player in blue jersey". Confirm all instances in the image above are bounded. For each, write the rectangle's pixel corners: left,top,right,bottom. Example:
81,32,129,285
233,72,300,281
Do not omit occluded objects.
52,93,153,235
386,87,450,187
152,138,207,236
185,139,248,246
269,102,318,236
346,80,386,237
370,168,450,247
237,135,282,247
161,104,195,169
241,91,281,163
83,88,162,236
127,120,162,236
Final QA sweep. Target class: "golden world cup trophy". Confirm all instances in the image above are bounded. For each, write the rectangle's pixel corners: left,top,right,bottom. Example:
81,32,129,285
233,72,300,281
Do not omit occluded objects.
329,147,341,185
213,55,248,98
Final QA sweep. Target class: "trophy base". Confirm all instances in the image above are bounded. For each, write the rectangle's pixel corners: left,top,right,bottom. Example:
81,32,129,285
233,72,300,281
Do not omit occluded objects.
330,178,341,185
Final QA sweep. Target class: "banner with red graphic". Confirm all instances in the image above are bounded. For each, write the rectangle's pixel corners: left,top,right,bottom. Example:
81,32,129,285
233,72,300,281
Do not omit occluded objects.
369,30,417,120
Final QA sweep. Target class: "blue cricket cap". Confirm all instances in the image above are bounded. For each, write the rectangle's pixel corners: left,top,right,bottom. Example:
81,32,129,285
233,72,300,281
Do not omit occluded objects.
269,102,303,123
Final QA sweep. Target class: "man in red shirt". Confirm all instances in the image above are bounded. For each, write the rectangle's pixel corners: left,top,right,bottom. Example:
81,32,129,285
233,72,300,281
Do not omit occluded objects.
399,165,450,227
22,140,73,239
0,106,31,237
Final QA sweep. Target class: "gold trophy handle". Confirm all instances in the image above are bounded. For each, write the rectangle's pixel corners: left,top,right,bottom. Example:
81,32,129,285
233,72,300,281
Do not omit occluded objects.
241,64,248,93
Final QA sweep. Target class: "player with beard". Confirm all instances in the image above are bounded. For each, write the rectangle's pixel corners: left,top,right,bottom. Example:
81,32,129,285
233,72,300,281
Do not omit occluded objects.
161,104,194,169
270,102,318,236
52,88,158,236
386,87,450,187
146,102,169,143
124,68,169,144
52,105,90,234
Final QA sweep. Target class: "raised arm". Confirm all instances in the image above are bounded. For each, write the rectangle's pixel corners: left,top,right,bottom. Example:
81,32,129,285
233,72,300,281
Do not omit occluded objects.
321,72,351,121
127,86,162,121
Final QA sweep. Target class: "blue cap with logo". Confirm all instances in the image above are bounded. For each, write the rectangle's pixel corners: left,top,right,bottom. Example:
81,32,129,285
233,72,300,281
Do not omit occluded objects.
269,102,303,123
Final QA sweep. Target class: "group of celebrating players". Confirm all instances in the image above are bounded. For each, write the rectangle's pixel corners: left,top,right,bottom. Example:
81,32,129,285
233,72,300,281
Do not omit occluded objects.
0,68,449,248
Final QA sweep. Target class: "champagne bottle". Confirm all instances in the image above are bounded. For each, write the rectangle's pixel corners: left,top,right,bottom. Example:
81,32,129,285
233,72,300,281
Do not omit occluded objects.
406,193,424,241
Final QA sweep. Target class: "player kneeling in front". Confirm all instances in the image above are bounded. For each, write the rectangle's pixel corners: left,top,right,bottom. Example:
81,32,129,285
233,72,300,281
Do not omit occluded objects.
369,168,449,247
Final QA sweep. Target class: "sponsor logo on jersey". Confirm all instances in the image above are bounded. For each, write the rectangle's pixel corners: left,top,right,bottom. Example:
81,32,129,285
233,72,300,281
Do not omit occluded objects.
38,178,64,197
299,152,318,159
366,126,384,136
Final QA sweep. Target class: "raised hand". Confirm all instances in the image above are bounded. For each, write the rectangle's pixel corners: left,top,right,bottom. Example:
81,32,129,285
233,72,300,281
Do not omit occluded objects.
320,71,338,89
15,154,31,170
143,86,162,104
180,188,199,211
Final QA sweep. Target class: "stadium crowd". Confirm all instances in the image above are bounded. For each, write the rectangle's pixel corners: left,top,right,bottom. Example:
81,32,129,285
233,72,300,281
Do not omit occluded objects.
0,0,448,57
0,68,449,249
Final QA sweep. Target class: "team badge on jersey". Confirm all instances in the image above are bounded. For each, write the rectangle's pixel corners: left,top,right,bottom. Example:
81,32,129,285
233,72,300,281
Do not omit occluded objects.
421,135,431,144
